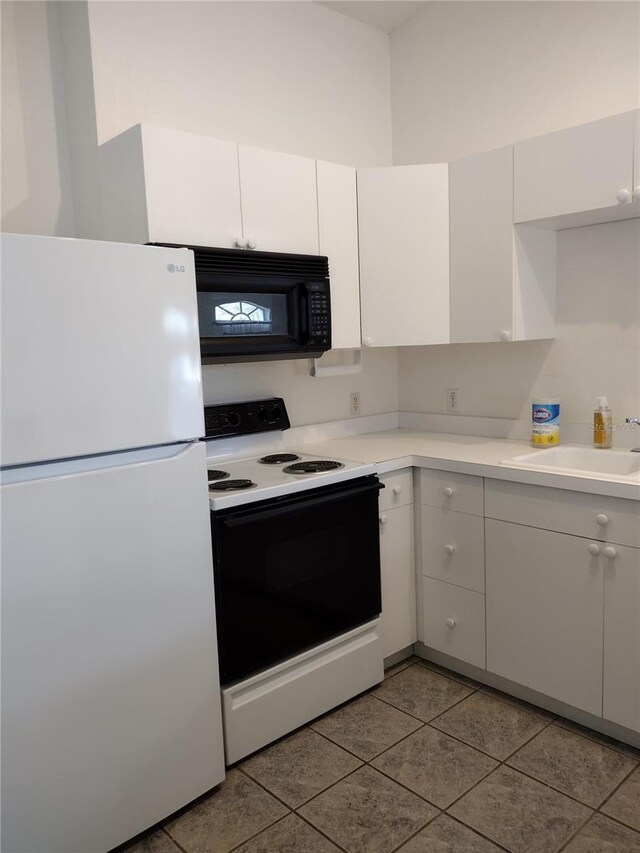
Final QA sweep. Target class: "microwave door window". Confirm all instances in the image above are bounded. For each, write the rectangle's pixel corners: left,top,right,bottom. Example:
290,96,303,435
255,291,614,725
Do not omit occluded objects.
198,292,289,338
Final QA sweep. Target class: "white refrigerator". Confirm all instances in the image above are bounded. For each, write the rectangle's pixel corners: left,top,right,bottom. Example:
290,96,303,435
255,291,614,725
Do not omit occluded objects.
1,234,225,853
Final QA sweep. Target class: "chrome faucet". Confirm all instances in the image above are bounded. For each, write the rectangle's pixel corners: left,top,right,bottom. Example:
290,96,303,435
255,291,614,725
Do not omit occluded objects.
626,418,640,451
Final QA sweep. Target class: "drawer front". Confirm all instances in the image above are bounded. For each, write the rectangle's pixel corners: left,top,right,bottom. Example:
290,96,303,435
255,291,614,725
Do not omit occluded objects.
420,469,483,516
423,578,486,669
421,506,485,593
485,479,640,548
379,469,413,511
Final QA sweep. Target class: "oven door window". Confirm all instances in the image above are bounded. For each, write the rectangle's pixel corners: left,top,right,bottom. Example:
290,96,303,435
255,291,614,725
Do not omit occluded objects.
211,478,382,685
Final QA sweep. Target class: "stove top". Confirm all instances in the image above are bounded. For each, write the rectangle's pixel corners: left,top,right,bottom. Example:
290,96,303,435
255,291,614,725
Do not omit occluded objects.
203,397,376,509
205,451,375,510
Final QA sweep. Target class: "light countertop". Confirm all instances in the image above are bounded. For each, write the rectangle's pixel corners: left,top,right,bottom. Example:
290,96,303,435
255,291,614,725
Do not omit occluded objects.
291,430,640,501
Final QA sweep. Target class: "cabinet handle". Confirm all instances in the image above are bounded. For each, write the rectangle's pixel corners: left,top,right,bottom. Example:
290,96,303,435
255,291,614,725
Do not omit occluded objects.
444,486,455,498
363,337,373,347
616,189,631,203
588,543,601,556
499,330,512,342
247,240,257,250
603,546,617,560
445,544,455,555
393,485,403,495
235,238,247,248
379,514,388,525
446,618,456,629
633,186,640,201
596,513,609,527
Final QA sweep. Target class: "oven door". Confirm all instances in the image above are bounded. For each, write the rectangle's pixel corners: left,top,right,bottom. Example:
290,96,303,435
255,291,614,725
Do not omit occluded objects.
211,476,383,685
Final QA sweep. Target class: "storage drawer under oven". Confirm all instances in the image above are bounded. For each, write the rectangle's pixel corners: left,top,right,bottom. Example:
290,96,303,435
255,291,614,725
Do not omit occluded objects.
210,476,383,685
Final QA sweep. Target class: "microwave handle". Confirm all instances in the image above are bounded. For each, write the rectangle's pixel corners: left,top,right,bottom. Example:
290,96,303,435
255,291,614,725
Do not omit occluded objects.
300,285,309,335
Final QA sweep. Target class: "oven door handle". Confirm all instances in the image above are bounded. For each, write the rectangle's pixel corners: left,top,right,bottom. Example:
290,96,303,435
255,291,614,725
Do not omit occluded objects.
218,479,384,529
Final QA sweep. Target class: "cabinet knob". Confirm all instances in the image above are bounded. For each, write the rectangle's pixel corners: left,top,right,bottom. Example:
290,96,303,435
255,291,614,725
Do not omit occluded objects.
588,543,601,556
596,513,609,527
616,189,631,203
444,486,455,498
633,186,640,201
363,337,373,347
499,330,512,342
235,238,247,248
247,240,257,250
446,618,456,629
379,514,388,525
393,485,403,495
603,546,617,560
445,544,455,555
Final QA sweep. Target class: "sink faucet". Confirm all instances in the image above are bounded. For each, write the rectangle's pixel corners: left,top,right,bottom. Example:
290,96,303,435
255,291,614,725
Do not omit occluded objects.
626,418,640,451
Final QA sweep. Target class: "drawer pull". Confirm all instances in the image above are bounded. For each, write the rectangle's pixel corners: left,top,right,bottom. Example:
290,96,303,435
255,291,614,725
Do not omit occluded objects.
393,485,403,495
379,514,389,525
445,544,456,555
588,543,601,556
596,514,609,527
444,486,455,498
603,546,617,560
446,618,456,629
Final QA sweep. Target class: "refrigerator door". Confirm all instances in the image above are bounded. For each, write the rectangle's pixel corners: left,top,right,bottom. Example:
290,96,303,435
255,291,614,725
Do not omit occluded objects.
1,441,224,853
1,234,204,467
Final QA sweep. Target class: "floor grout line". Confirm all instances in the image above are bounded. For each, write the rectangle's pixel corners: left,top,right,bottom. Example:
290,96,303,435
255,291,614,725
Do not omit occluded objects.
224,812,292,853
160,827,189,853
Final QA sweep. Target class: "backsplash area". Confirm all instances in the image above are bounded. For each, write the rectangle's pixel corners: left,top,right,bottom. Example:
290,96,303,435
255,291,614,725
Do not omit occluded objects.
398,219,640,446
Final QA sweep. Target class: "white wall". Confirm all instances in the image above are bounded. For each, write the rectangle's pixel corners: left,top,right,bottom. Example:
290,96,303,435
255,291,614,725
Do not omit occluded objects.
391,1,640,441
391,1,640,164
1,2,75,236
86,0,392,167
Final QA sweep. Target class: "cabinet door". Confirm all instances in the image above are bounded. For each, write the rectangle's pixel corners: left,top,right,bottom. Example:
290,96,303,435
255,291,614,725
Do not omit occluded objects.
514,111,636,224
358,165,449,348
603,543,640,732
450,146,514,343
634,110,640,199
143,126,243,248
486,520,604,716
316,161,361,349
238,145,319,255
379,505,416,659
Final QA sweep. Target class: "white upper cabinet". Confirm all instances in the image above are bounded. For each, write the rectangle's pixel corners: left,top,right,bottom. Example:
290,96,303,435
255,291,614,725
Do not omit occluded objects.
450,146,556,344
357,164,450,348
237,145,319,255
316,161,361,349
514,110,640,228
100,125,319,254
100,125,243,248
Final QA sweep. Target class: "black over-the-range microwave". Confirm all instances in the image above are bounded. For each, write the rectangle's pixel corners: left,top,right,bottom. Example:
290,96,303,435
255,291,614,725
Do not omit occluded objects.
151,244,331,364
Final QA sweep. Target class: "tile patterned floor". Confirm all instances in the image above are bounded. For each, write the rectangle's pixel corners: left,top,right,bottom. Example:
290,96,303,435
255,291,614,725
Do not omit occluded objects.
123,659,640,853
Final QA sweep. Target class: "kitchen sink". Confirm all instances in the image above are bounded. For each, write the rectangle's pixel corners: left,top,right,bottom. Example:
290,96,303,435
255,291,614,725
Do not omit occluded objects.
501,446,640,479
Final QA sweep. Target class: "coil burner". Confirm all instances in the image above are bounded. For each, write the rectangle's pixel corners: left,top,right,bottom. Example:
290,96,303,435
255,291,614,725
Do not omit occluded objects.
283,460,345,475
258,453,301,465
209,479,257,491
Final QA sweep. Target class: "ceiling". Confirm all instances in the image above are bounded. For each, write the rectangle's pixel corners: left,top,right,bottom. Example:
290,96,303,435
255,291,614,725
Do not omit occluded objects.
318,1,425,34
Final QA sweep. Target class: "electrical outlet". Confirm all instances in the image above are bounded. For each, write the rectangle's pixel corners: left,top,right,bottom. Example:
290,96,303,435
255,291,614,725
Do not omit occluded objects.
349,392,361,417
447,388,459,412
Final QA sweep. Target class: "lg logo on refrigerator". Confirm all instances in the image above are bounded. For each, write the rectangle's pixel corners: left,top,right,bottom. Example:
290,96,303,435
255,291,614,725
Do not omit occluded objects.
167,263,186,273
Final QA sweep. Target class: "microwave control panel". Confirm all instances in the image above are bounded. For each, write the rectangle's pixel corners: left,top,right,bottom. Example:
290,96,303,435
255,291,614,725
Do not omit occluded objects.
307,282,331,348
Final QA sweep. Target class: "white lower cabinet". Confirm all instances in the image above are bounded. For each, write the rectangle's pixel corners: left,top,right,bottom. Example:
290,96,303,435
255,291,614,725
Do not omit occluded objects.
604,542,640,732
486,519,604,717
378,470,415,659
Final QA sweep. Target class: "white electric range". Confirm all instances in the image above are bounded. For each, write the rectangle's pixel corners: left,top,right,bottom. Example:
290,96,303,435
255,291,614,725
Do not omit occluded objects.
204,398,384,765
